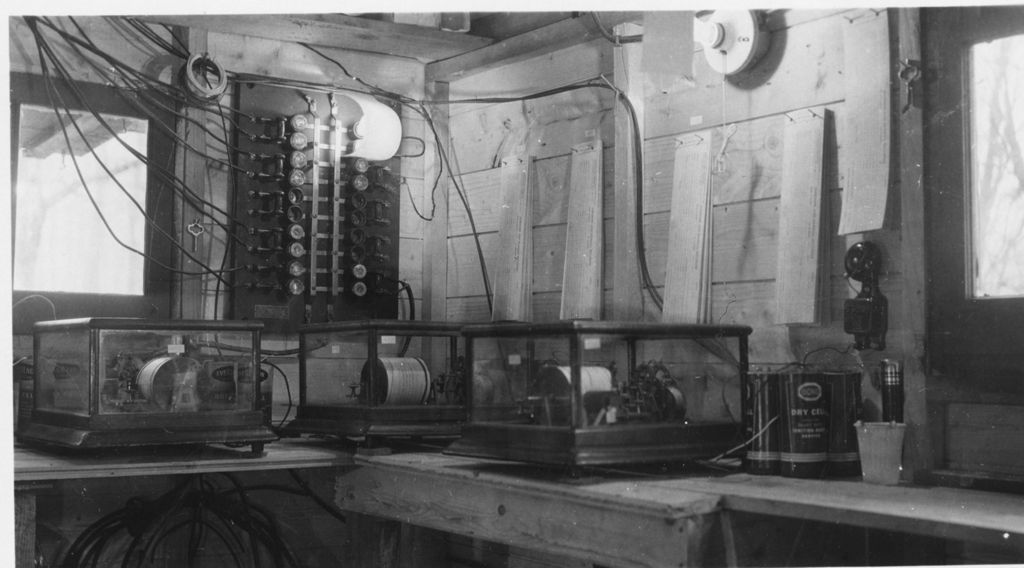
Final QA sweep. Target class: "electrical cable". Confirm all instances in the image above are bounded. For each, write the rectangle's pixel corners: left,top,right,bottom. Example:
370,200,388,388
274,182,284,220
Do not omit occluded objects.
43,17,187,101
64,18,252,174
31,38,241,288
262,359,293,429
213,98,240,319
32,17,253,240
38,17,255,291
401,176,434,222
120,17,188,59
12,294,58,320
419,79,660,308
27,21,238,288
287,470,347,524
60,474,303,568
590,12,644,44
435,116,494,313
49,17,256,189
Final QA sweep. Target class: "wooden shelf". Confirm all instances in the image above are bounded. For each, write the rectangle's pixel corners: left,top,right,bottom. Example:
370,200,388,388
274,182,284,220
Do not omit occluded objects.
137,14,493,62
14,438,354,483
653,473,1024,549
344,452,1024,563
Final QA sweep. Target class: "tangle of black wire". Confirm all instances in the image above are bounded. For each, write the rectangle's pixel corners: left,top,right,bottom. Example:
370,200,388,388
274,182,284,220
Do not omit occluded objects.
59,473,304,568
25,17,253,288
48,17,259,220
25,19,241,288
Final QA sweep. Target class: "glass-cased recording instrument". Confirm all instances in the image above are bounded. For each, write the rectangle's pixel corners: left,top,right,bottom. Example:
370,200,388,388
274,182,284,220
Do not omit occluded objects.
18,318,276,455
444,320,752,468
282,320,466,444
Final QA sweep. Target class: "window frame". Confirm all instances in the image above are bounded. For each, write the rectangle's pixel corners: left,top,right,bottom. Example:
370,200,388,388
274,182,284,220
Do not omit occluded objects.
923,7,1024,380
10,71,175,332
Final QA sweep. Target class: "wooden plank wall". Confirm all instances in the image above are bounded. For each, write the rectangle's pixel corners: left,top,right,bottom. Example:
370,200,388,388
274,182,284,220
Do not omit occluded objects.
442,10,918,437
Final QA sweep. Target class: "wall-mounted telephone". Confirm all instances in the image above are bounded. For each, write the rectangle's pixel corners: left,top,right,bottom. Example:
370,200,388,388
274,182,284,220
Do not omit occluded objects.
843,241,887,350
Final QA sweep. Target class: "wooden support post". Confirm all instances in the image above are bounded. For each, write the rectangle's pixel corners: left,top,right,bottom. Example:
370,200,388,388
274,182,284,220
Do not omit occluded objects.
612,23,646,320
172,27,209,319
895,8,932,476
15,491,35,568
344,513,402,567
720,510,739,568
423,81,451,369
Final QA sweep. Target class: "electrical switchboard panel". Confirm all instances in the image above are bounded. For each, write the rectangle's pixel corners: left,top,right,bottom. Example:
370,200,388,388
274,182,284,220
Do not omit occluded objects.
232,83,401,332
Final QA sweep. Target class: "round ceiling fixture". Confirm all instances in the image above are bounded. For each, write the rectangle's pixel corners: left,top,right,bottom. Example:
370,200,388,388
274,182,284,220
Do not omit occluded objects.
695,10,771,76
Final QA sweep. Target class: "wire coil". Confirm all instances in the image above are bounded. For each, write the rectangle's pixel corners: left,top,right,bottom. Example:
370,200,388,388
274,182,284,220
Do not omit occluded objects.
180,52,228,104
361,357,431,406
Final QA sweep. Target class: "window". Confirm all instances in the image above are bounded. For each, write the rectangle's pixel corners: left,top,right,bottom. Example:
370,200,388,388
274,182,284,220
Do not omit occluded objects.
14,105,149,294
10,72,174,332
924,8,1024,378
966,34,1024,299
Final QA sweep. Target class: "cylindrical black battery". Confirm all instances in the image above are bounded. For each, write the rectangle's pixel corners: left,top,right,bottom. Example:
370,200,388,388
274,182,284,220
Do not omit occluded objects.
744,368,780,475
880,359,904,423
825,370,862,477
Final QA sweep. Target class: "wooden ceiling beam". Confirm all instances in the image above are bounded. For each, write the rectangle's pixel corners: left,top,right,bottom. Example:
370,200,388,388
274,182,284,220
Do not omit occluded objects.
425,12,641,83
469,12,576,40
136,14,494,62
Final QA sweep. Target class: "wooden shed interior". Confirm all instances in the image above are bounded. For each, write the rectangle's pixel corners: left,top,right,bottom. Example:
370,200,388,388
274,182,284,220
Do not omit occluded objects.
8,8,1024,567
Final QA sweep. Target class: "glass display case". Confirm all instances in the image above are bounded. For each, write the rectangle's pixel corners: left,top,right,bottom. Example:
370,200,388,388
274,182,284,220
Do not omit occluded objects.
282,320,466,444
19,318,275,455
444,320,751,468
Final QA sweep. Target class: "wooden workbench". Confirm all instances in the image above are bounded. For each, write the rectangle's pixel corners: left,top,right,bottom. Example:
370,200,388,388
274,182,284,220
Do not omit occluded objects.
14,438,353,482
340,452,1024,567
13,439,355,568
15,444,1024,567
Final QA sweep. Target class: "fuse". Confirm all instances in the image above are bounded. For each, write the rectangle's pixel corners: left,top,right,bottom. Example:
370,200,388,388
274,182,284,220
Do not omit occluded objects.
286,241,307,258
285,278,306,296
349,174,369,192
348,157,370,173
285,260,307,277
288,170,306,187
285,206,305,223
286,188,305,205
289,113,312,131
286,223,306,240
349,192,368,210
288,151,308,169
351,281,368,297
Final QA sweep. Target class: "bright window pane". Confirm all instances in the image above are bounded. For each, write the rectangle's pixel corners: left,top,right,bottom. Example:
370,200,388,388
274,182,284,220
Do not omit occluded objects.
969,35,1024,298
14,105,149,295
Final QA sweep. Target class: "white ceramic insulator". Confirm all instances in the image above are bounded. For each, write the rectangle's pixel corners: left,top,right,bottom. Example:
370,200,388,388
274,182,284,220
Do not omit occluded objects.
341,92,402,161
696,10,771,76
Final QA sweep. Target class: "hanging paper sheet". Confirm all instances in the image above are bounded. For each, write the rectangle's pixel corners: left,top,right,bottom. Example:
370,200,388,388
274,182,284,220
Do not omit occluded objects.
491,154,534,322
838,10,892,235
776,110,827,324
662,131,713,323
